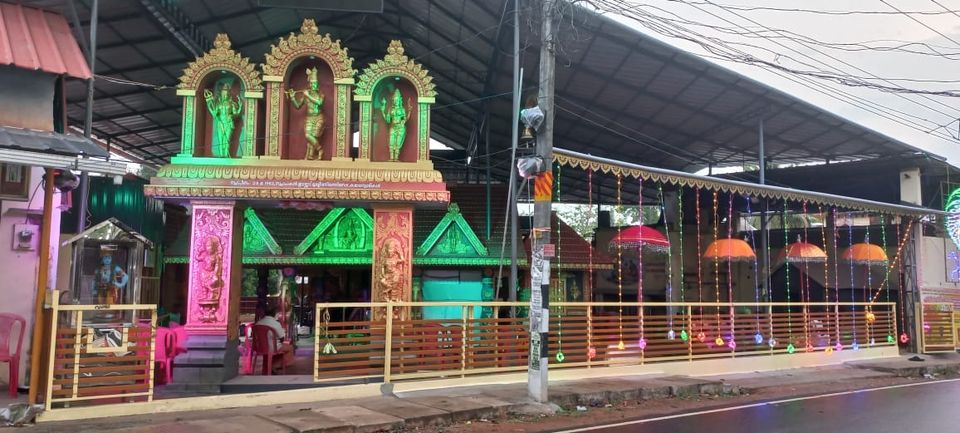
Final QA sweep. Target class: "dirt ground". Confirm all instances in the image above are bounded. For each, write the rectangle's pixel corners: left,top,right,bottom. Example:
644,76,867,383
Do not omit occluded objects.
399,375,930,433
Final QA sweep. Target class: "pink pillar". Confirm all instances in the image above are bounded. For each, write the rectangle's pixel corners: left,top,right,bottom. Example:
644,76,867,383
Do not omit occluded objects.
185,202,241,336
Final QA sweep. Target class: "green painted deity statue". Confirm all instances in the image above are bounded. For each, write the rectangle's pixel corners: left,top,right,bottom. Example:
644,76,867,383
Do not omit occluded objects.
379,87,412,162
286,67,325,160
203,78,242,158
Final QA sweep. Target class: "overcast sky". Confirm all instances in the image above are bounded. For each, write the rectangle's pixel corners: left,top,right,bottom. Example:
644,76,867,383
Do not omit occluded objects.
606,0,960,167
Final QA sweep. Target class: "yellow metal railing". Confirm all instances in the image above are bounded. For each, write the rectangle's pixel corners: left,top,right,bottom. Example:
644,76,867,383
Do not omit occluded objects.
314,301,897,383
44,291,157,410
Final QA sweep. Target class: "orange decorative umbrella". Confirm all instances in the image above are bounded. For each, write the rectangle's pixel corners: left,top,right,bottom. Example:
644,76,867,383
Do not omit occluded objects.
778,241,827,263
703,238,756,261
842,243,888,266
609,225,670,255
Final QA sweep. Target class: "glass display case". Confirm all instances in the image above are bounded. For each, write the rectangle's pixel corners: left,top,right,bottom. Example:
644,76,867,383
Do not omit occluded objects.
63,218,154,307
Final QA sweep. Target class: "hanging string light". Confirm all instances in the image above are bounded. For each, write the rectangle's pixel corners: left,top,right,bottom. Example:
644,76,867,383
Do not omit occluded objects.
713,191,723,347
864,223,875,347
880,214,893,344
848,212,859,351
766,202,777,349
587,168,596,359
696,188,706,343
659,183,676,340
801,201,812,353
678,188,688,342
638,179,647,351
555,162,564,363
818,206,834,352
747,196,763,345
725,192,736,350
896,220,909,345
783,200,795,354
616,174,625,351
832,208,842,352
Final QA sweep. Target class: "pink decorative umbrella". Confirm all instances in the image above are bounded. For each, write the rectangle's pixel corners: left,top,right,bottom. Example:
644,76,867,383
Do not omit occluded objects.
608,225,670,255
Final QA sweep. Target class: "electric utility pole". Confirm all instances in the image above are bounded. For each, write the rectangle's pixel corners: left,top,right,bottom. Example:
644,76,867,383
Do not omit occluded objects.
528,0,556,403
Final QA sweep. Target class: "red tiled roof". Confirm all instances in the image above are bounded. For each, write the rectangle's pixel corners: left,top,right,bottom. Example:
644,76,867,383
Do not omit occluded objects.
0,3,91,79
524,213,614,269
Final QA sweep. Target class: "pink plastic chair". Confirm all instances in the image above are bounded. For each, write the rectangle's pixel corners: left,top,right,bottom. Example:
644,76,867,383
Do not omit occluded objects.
168,323,187,356
154,327,176,384
250,325,285,376
0,313,26,398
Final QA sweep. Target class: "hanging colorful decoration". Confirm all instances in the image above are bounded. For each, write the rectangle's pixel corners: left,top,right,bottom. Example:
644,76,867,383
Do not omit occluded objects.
555,162,564,363
587,168,595,357
846,212,858,351
659,183,676,340
818,205,833,353
695,187,706,344
944,187,960,249
896,220,910,346
746,196,763,345
637,179,647,353
831,208,843,352
782,200,795,353
615,174,625,351
677,187,687,342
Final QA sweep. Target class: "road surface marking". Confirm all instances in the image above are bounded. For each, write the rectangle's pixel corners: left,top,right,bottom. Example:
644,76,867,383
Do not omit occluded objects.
555,378,960,432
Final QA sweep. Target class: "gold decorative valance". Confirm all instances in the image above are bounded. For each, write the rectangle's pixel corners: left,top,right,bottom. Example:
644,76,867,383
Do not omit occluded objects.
355,40,436,100
178,34,262,92
554,149,941,217
262,19,355,81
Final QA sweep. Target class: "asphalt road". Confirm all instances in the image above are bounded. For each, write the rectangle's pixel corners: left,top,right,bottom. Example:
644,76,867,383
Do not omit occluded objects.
557,379,960,433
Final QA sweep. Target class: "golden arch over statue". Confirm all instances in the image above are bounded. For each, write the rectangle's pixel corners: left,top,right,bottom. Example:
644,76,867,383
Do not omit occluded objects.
355,40,437,165
176,34,263,160
262,19,356,161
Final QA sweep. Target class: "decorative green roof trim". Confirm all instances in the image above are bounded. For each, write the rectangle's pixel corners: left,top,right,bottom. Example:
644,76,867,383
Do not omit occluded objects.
165,255,372,265
293,208,374,255
243,208,282,255
416,203,488,258
413,257,516,266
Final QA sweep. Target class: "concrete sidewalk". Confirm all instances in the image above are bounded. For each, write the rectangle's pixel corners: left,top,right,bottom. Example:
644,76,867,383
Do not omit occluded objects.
8,353,959,433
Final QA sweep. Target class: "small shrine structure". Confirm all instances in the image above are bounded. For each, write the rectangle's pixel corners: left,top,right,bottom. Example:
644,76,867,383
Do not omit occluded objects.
145,19,449,384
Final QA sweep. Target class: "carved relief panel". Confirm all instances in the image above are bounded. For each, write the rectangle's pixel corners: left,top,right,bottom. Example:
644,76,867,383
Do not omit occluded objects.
185,203,238,335
371,207,413,320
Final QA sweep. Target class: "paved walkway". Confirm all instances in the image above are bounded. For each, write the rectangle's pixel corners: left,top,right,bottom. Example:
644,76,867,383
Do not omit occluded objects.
5,353,958,433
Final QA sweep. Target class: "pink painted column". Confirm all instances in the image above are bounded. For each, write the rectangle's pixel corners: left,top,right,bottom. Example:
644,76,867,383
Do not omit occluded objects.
185,202,241,336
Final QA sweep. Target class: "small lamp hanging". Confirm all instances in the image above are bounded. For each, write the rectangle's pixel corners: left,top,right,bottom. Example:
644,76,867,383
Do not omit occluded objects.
702,238,756,261
841,243,888,266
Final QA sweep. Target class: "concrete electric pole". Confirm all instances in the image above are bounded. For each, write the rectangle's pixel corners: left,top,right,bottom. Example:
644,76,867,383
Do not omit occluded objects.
528,0,556,403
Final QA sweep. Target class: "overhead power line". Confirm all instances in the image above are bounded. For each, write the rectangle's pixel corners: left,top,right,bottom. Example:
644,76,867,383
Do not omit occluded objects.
664,0,960,17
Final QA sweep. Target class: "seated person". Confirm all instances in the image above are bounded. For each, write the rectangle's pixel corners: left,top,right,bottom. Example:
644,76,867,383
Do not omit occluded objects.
254,305,295,370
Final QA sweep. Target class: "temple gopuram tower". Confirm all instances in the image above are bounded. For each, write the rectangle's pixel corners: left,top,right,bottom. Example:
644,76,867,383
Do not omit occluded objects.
145,20,448,387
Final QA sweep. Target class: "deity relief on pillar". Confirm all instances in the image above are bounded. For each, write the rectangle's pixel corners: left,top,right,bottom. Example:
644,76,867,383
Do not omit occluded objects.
176,33,263,160
355,40,437,164
371,208,413,320
185,205,237,334
263,19,356,161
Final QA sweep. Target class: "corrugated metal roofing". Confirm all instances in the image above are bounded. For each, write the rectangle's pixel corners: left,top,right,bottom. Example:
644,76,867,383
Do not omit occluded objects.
0,2,90,79
0,125,107,157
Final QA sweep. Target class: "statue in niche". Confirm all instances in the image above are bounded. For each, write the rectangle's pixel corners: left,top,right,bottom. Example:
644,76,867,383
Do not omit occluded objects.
203,77,242,158
195,235,225,322
379,87,413,162
286,67,325,160
376,238,406,312
92,248,128,306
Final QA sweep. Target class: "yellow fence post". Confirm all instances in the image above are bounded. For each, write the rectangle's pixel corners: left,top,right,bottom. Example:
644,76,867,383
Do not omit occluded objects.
687,305,693,362
384,304,393,383
43,290,60,411
461,305,469,377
